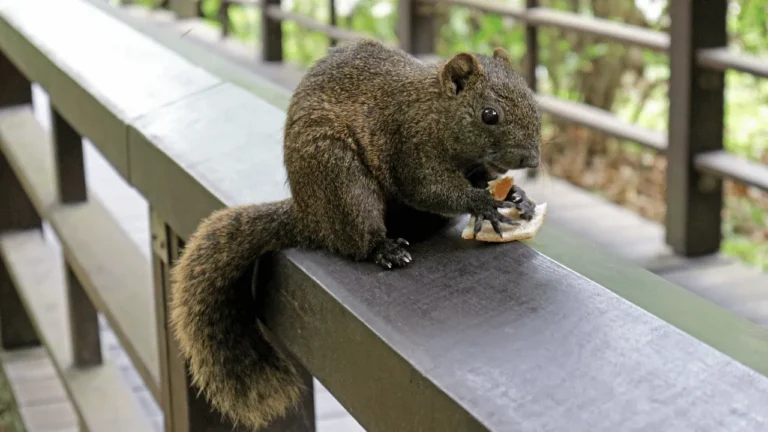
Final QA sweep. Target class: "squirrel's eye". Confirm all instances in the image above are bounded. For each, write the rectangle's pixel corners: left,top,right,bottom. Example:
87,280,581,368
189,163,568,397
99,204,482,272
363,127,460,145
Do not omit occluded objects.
482,108,499,125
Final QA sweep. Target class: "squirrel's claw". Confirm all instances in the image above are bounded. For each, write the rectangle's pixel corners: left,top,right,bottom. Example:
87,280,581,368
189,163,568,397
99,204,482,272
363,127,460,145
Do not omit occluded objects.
373,238,412,269
507,185,535,221
473,210,519,238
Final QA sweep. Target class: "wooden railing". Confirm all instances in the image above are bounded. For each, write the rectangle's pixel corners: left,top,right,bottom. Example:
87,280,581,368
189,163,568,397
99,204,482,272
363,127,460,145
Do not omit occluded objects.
2,1,768,432
209,0,768,259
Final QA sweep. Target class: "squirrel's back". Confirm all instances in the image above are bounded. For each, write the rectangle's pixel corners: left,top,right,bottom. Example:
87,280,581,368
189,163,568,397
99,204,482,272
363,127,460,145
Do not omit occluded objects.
292,39,432,105
283,40,440,190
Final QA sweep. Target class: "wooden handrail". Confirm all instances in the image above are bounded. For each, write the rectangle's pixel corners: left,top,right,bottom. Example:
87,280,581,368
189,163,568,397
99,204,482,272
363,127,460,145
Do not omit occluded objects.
2,1,768,432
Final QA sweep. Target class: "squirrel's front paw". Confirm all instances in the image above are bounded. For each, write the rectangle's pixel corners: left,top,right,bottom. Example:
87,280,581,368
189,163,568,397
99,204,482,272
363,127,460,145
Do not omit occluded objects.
507,185,536,221
471,198,520,238
373,238,412,269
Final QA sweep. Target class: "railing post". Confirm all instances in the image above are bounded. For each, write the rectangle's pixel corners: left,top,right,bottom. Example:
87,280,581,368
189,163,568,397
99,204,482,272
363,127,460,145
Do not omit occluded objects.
262,0,284,62
328,0,338,47
525,0,539,179
0,50,39,350
151,210,316,431
666,0,727,256
51,107,102,366
398,0,435,55
0,50,30,107
524,0,538,91
218,0,231,38
167,0,200,18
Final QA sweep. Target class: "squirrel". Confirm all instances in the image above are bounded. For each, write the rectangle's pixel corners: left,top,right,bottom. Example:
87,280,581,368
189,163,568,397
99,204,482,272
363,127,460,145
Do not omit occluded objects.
169,39,541,430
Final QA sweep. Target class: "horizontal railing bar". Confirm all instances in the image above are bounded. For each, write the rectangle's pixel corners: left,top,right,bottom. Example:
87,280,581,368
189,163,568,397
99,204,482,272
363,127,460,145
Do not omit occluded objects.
537,95,668,152
526,8,669,52
420,0,669,51
264,5,372,43
698,47,768,78
0,105,161,402
695,150,768,193
0,229,154,431
420,0,525,19
223,0,261,6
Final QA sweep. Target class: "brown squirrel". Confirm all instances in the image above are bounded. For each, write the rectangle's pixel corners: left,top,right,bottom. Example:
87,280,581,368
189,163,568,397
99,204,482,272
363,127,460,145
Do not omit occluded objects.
169,39,541,430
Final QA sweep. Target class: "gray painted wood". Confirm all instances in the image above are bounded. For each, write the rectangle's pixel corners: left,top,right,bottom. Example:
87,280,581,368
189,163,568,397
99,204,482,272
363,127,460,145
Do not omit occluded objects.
0,105,160,399
0,0,221,177
0,230,154,431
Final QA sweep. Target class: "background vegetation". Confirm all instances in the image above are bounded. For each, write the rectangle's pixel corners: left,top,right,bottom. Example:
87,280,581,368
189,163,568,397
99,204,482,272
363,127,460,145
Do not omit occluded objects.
139,0,768,270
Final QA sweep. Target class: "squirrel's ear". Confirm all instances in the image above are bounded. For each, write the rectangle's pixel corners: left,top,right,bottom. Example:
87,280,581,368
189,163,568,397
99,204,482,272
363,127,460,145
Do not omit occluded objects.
439,52,482,96
493,47,514,68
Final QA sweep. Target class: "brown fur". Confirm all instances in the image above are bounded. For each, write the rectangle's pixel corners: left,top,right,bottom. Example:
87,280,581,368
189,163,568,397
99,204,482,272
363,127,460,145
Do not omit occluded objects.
170,40,541,430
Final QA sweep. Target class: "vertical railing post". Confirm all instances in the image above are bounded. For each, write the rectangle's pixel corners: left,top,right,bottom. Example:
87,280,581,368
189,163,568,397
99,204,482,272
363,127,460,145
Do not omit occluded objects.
0,50,30,108
167,0,200,18
398,0,436,55
262,0,284,62
524,0,538,91
51,107,102,367
328,0,338,47
218,1,231,38
151,210,316,432
666,0,727,256
0,50,39,350
525,0,540,179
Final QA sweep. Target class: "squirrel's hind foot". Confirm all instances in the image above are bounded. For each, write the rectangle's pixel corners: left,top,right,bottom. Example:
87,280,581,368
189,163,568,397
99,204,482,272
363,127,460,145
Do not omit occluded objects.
373,238,412,269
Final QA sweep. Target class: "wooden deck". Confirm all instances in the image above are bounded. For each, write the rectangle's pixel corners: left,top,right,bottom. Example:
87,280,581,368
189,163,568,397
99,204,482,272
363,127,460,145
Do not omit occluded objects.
0,87,364,432
1,4,766,431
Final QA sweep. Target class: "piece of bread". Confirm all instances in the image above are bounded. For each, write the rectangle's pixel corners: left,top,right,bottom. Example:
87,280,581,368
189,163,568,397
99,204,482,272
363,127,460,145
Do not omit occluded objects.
462,174,547,242
461,203,547,242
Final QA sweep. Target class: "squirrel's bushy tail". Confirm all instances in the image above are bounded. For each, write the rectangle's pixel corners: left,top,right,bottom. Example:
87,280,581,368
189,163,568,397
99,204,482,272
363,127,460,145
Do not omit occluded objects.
169,199,304,430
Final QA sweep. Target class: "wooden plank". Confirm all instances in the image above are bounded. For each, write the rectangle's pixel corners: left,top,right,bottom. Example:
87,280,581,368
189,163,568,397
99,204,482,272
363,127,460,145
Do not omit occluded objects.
696,150,768,193
6,376,68,407
90,0,297,107
0,0,221,177
698,47,768,78
19,402,78,431
0,105,160,400
420,0,669,52
129,83,291,239
537,95,667,152
264,6,372,44
51,200,158,397
525,7,669,52
0,229,154,431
